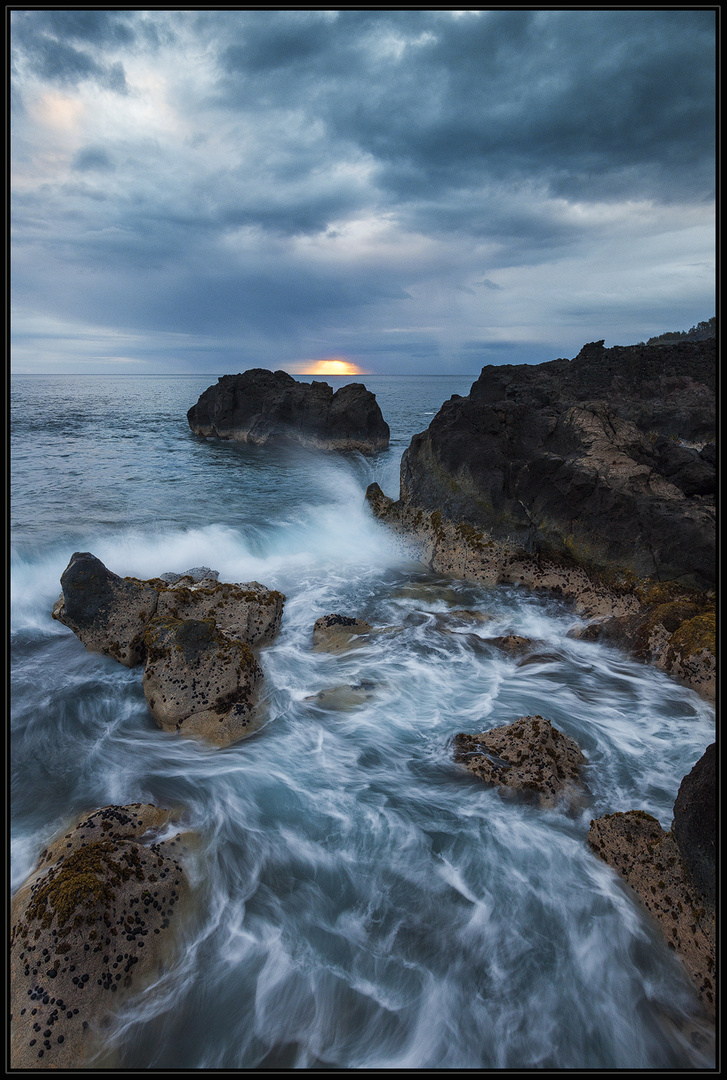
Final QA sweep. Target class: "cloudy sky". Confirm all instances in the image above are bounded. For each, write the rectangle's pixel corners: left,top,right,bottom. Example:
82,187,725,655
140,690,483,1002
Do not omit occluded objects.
11,8,716,375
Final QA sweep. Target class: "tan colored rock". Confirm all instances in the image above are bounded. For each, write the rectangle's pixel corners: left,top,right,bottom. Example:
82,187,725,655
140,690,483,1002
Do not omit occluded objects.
142,616,263,745
452,715,586,810
51,552,161,667
304,681,378,711
10,804,192,1069
155,579,284,647
485,634,541,656
587,811,715,1016
312,614,373,653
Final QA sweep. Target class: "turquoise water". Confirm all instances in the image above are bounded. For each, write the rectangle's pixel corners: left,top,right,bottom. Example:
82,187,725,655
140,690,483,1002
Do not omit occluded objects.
10,374,715,1068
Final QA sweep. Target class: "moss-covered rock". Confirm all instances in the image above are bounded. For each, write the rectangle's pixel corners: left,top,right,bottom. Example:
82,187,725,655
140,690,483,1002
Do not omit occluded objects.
10,805,192,1069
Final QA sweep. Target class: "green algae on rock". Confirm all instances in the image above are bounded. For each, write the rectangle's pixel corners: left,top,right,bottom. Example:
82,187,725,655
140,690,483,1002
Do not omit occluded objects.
10,804,193,1070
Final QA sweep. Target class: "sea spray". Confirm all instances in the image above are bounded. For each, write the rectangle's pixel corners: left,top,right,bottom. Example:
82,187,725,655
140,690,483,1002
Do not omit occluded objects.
11,374,714,1068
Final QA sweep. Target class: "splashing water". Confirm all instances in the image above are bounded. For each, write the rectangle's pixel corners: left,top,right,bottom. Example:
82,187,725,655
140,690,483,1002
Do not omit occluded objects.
10,375,715,1068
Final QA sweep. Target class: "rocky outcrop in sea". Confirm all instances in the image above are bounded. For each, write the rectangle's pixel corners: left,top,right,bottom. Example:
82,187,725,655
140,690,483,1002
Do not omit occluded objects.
588,743,716,1016
52,553,285,746
10,804,192,1069
366,338,715,699
188,368,390,453
366,338,716,1020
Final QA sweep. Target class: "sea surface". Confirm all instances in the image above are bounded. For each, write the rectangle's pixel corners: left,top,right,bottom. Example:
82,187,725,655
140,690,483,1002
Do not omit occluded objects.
10,373,715,1069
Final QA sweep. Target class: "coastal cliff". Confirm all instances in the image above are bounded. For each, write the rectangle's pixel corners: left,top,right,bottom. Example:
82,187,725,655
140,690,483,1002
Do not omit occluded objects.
367,339,715,698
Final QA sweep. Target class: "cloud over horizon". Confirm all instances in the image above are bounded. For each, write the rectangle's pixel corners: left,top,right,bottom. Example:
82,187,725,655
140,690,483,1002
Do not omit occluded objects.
11,9,715,374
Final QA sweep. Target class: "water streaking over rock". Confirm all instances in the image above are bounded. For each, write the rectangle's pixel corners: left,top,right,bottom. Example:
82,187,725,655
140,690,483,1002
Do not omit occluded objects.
10,374,715,1068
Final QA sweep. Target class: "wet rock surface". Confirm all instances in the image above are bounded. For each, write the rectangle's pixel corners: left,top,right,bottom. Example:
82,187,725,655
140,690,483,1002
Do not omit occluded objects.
452,715,586,810
398,340,715,590
187,369,390,453
587,807,715,1017
312,613,373,653
142,616,263,744
51,552,160,667
155,578,284,647
10,804,192,1069
672,743,716,902
51,554,285,745
366,339,715,699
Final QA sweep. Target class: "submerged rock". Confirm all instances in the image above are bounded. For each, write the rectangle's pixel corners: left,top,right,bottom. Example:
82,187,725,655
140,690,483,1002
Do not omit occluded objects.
187,369,389,453
10,804,192,1069
304,681,378,711
452,715,586,810
312,614,373,653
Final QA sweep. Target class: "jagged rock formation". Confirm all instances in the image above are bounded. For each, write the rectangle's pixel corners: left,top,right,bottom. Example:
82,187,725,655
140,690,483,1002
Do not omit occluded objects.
588,744,716,1016
366,338,715,698
52,554,285,745
187,369,389,453
10,804,192,1069
452,715,586,811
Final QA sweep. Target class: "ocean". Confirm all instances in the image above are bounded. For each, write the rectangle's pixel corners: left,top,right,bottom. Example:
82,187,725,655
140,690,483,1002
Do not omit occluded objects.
10,373,715,1069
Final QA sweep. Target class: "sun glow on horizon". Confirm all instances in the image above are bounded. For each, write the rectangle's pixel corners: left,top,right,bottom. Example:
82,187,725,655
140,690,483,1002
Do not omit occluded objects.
286,357,367,376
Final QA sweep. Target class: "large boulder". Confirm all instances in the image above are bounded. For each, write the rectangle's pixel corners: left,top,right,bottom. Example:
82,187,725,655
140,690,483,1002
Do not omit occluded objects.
10,804,192,1069
452,715,586,810
155,579,284,647
52,555,285,665
398,340,715,590
51,555,285,746
142,617,264,745
187,369,389,453
51,552,160,667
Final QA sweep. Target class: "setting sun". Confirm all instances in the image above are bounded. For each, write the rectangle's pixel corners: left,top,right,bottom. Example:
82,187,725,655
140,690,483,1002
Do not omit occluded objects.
287,356,367,376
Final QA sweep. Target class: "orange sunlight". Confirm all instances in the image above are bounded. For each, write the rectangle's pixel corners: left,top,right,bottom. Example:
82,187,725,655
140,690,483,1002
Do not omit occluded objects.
287,357,367,376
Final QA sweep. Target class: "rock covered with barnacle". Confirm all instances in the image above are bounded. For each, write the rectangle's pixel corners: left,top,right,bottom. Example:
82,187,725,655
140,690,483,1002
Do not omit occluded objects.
10,804,192,1069
452,715,586,810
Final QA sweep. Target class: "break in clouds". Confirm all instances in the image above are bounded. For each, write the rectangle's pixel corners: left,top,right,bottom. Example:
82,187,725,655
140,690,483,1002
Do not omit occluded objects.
11,9,716,374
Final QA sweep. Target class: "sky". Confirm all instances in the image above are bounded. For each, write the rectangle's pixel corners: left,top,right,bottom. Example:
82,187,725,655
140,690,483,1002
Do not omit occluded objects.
10,8,716,376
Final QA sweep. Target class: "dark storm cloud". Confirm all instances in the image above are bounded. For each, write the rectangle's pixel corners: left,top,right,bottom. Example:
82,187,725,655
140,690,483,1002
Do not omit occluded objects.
72,146,115,173
10,9,716,373
213,8,715,207
12,9,132,92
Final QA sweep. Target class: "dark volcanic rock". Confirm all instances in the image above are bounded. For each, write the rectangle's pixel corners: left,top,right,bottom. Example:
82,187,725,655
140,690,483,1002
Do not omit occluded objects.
187,369,389,453
10,804,192,1069
398,339,715,590
672,743,716,902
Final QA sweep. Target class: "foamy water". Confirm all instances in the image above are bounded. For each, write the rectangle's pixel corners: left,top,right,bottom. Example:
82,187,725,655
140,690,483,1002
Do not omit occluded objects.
10,375,715,1068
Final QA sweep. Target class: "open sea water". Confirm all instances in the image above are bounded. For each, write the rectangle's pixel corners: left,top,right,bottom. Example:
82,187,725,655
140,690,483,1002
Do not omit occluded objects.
10,373,715,1069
